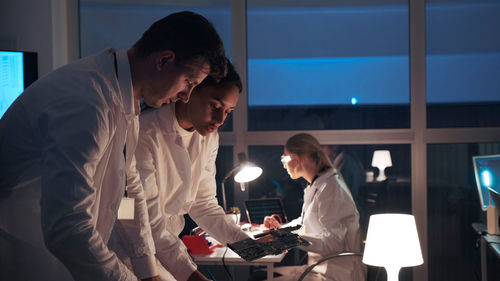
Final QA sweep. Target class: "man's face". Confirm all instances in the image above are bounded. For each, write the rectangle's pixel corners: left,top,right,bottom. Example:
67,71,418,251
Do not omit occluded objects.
143,58,210,108
182,84,239,136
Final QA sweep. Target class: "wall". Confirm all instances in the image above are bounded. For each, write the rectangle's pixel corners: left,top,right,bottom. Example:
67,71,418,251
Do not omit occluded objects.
0,0,79,77
0,0,54,76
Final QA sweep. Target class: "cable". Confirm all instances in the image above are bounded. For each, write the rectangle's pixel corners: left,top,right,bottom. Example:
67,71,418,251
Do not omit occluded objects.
221,246,233,281
271,214,283,224
206,269,216,281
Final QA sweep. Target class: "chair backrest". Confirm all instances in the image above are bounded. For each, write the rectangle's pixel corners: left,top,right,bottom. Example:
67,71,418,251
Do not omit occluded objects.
297,252,363,281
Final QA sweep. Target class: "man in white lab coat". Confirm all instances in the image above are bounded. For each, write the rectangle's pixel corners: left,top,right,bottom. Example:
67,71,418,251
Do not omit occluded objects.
112,61,249,280
0,11,225,281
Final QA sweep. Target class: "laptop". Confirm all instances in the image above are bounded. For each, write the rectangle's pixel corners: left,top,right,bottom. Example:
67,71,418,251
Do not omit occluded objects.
245,198,288,225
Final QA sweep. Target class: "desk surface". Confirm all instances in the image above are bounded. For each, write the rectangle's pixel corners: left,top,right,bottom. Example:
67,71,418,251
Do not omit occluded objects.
191,246,285,266
472,223,500,258
191,246,286,281
484,234,500,259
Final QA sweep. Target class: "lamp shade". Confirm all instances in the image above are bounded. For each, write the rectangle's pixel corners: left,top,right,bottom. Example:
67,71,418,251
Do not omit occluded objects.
371,150,392,168
371,150,393,181
363,214,423,268
220,152,263,211
234,163,262,183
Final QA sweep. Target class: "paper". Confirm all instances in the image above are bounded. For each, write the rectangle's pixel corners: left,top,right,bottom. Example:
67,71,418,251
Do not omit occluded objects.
118,197,135,220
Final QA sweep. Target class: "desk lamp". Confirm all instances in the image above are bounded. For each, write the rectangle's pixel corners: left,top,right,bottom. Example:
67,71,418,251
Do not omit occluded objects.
363,214,423,281
371,150,392,181
221,152,262,211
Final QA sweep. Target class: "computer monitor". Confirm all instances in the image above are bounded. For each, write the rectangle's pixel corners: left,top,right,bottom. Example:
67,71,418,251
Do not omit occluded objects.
0,50,38,118
473,154,500,234
245,198,288,225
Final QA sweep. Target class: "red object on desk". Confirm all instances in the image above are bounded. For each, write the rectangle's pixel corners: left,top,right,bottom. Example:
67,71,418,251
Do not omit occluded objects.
182,235,221,254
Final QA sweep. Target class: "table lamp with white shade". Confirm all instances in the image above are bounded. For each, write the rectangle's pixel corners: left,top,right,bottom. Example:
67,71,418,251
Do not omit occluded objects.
362,214,423,281
371,150,392,181
221,152,262,211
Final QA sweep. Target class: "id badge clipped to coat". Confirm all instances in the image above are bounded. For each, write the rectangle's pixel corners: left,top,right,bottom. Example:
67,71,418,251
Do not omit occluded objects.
118,196,134,220
119,145,134,220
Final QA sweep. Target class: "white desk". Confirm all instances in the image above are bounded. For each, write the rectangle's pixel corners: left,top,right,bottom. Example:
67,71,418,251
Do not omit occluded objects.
191,246,285,281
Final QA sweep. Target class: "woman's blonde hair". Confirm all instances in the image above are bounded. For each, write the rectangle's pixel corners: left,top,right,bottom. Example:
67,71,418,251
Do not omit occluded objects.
285,133,332,173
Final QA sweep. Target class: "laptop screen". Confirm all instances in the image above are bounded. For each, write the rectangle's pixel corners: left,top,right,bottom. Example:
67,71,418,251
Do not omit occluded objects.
473,154,500,211
245,198,288,225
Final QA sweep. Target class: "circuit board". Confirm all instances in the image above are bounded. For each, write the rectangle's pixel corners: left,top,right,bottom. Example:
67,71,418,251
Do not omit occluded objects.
227,225,310,261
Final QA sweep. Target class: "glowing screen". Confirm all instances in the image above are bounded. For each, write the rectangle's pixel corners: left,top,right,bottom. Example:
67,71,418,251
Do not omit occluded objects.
0,51,24,119
473,155,500,210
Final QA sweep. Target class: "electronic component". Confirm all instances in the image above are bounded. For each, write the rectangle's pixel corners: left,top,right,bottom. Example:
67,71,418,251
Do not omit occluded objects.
228,225,310,261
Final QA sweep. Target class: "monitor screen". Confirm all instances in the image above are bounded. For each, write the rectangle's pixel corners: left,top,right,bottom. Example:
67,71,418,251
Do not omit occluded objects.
0,50,37,118
473,154,500,210
245,198,288,225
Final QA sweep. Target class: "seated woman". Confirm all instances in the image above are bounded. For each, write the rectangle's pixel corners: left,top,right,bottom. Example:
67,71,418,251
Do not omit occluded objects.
263,133,366,281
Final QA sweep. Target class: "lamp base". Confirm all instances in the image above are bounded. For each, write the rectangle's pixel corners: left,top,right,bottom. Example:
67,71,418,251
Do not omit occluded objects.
385,266,401,281
375,167,387,182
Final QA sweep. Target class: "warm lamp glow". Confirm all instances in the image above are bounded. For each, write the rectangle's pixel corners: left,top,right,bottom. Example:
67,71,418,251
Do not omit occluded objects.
220,153,262,210
371,150,392,181
363,214,423,281
234,164,262,183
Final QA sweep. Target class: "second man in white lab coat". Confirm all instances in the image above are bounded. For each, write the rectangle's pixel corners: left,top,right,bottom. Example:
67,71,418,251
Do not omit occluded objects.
112,61,250,280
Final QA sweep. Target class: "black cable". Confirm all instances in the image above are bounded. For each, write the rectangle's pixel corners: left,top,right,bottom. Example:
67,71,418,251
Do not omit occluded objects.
221,246,233,281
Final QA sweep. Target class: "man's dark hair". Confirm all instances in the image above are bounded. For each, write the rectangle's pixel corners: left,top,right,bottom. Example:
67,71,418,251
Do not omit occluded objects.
197,59,242,93
133,11,227,80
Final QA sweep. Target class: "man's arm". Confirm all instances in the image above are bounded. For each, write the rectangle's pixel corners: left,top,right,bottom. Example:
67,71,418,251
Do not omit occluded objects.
40,101,137,281
135,132,202,281
188,135,249,244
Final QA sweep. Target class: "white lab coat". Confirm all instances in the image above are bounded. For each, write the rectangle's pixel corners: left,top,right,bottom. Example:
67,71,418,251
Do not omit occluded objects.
275,169,366,281
112,103,249,281
0,49,156,281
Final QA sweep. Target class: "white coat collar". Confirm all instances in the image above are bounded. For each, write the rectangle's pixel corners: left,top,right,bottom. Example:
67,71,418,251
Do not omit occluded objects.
316,168,336,184
304,168,336,199
115,49,138,119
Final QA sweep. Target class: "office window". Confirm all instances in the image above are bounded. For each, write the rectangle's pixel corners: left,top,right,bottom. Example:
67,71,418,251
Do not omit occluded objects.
427,142,500,281
426,0,500,128
247,1,410,130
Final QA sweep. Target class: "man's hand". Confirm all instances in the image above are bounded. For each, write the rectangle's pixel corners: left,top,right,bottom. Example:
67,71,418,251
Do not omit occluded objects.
141,276,161,281
187,270,211,281
263,216,281,230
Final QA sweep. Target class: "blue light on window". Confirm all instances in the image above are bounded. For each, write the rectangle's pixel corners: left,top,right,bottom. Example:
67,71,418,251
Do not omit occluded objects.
351,97,358,105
